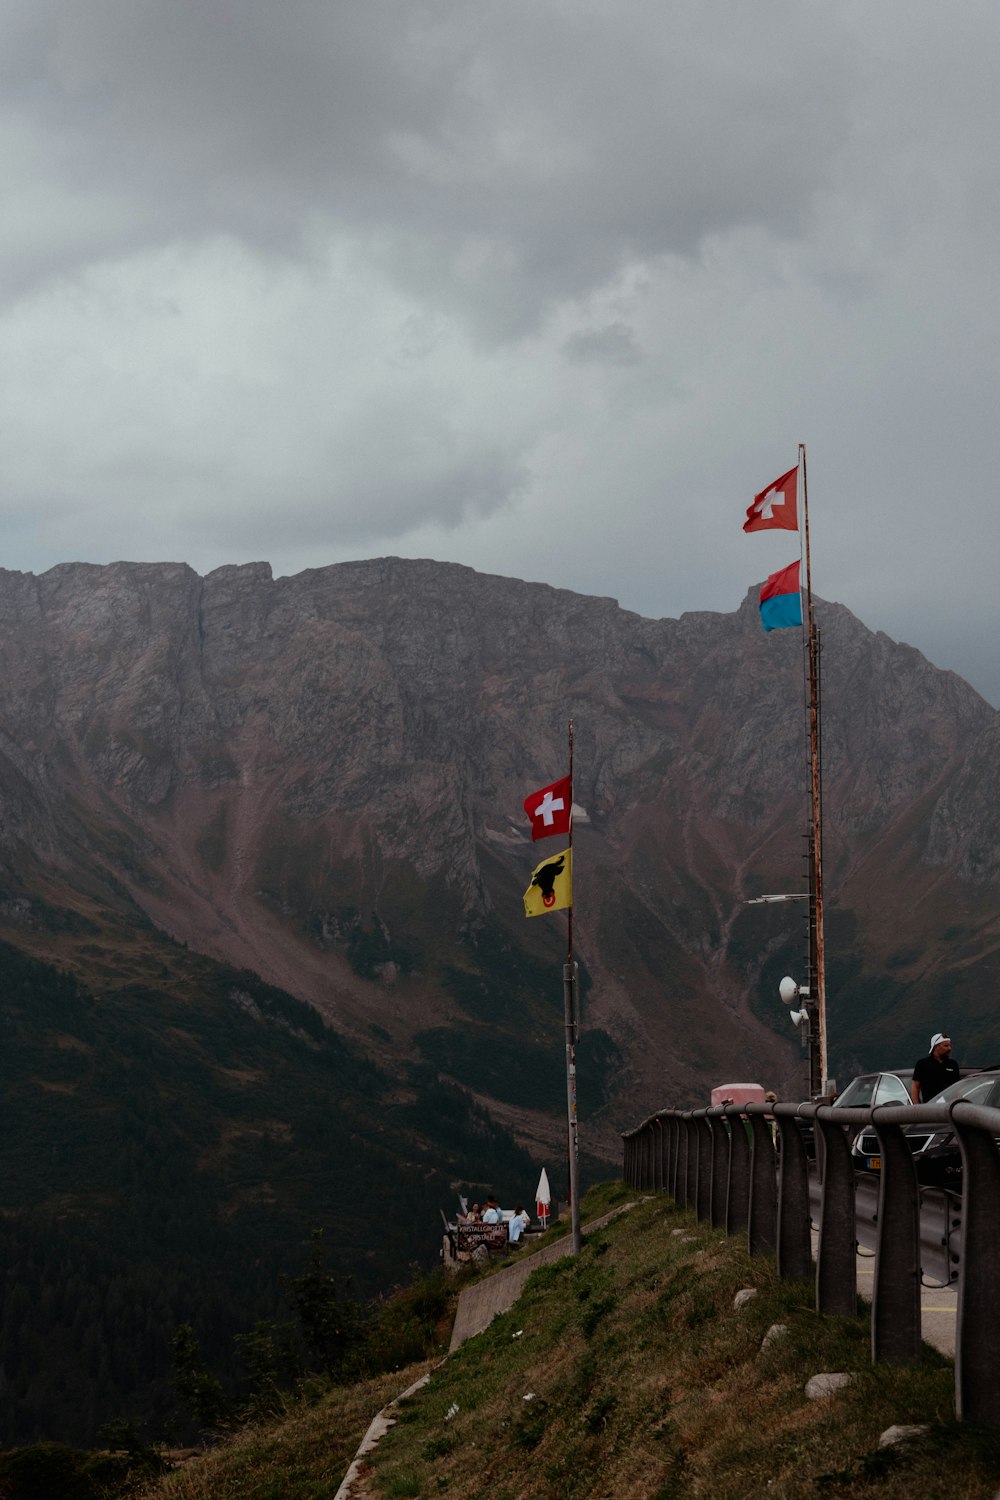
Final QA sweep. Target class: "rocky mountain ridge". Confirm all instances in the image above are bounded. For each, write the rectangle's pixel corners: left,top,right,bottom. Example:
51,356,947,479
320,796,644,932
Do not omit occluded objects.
0,556,998,1154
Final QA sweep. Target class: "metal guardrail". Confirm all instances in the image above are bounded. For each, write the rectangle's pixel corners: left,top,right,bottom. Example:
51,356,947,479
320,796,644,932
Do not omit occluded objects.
622,1098,1000,1424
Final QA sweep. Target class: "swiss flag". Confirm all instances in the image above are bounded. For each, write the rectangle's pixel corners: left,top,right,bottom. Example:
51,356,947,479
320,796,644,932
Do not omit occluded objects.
744,465,799,532
523,775,572,841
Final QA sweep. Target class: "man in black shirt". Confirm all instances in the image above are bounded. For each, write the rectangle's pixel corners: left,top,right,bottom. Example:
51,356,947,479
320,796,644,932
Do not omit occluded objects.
911,1032,960,1102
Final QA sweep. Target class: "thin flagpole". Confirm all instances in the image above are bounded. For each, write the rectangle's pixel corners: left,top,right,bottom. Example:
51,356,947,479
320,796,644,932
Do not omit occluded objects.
567,721,574,964
564,718,581,1253
799,443,827,1093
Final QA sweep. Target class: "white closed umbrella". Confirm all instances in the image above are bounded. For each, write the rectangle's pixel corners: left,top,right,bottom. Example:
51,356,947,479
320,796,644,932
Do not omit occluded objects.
535,1167,551,1226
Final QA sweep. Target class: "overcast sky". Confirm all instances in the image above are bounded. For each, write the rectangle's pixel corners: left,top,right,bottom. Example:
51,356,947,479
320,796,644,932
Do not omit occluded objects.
2,1,999,704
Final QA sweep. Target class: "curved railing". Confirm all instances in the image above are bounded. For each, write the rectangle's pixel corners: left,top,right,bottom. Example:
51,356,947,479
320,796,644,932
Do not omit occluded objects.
622,1098,1000,1424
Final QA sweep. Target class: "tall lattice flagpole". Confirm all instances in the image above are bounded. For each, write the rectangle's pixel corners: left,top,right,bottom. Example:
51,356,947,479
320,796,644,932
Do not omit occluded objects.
800,443,827,1092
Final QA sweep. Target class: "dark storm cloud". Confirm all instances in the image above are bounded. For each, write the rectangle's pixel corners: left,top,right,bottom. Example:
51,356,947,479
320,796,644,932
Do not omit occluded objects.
2,1,853,329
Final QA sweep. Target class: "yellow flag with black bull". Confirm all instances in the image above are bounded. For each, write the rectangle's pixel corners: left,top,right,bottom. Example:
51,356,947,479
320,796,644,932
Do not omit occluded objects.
523,848,572,917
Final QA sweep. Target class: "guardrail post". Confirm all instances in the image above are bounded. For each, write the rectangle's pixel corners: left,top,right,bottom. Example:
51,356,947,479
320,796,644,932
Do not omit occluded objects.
814,1105,858,1317
725,1105,750,1235
775,1107,812,1280
684,1114,698,1209
871,1109,922,1364
667,1114,680,1200
675,1116,688,1208
747,1108,777,1257
653,1116,668,1194
710,1112,729,1228
951,1102,1000,1423
696,1114,713,1222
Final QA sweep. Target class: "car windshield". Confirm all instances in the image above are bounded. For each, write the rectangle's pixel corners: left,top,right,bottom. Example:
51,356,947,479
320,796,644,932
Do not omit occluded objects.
929,1073,1000,1108
834,1075,880,1108
835,1072,911,1109
874,1074,911,1105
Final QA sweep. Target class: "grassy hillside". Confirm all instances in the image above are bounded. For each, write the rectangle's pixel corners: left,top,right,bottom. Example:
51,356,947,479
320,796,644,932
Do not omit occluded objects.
132,1186,1000,1500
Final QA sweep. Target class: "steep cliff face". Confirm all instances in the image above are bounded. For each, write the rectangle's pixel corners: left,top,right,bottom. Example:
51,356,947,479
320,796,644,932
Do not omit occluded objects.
0,556,997,1150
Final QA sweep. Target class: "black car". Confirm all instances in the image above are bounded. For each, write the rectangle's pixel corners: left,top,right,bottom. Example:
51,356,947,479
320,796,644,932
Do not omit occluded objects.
852,1069,1000,1187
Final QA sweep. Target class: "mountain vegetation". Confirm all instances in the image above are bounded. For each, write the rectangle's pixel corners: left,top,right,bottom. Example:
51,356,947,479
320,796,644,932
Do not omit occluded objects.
351,1190,999,1500
0,555,999,1448
0,934,544,1446
19,1185,998,1500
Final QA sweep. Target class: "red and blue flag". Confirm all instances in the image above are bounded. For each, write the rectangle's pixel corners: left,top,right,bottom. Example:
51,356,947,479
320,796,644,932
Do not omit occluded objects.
759,561,802,632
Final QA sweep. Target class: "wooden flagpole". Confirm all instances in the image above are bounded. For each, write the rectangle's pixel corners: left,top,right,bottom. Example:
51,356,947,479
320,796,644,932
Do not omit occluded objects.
563,719,581,1253
799,443,828,1093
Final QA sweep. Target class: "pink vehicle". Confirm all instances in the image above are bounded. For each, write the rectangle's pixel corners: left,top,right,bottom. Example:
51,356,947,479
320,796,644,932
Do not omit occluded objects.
710,1083,767,1108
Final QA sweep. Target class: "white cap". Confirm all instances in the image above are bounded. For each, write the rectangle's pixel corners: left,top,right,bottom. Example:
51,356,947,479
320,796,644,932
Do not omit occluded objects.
930,1032,950,1049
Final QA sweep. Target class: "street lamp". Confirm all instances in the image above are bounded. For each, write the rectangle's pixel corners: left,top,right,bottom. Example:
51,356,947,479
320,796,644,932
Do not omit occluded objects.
746,895,810,906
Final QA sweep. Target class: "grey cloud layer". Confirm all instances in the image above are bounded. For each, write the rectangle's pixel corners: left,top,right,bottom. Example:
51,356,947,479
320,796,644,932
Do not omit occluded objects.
1,1,999,705
4,1,853,320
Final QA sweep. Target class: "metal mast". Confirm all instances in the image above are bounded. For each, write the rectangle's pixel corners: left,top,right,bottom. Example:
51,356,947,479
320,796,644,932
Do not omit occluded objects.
800,443,827,1092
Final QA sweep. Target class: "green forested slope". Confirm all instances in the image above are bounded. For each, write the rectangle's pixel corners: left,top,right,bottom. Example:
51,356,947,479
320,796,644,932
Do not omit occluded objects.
0,938,545,1445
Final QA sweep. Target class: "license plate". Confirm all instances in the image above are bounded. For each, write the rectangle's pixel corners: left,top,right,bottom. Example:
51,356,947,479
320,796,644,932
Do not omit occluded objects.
866,1156,881,1170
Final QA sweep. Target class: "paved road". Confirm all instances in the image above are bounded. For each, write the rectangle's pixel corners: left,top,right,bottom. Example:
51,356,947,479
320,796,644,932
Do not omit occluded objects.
810,1170,961,1356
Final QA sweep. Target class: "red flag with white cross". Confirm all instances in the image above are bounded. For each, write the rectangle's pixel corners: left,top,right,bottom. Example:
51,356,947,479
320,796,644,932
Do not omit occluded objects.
744,465,799,532
523,775,572,841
